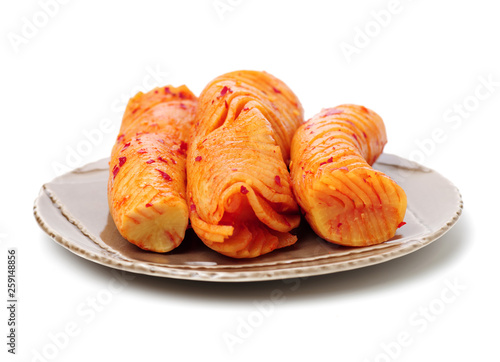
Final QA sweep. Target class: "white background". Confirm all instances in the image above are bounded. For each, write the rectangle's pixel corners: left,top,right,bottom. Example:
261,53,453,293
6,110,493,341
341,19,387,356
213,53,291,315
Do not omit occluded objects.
1,0,498,361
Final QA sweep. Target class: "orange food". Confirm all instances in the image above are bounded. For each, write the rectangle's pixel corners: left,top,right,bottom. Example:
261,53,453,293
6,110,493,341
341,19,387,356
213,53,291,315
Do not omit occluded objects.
108,85,197,252
290,104,407,246
187,70,304,258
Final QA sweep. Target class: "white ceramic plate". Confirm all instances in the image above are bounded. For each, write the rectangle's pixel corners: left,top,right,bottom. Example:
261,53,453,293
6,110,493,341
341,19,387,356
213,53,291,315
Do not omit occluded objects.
33,154,462,282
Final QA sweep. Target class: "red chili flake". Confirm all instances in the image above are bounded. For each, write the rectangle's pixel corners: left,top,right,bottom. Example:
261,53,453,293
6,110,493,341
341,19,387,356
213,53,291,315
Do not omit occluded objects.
137,149,147,154
202,138,207,143
274,175,282,186
121,142,131,152
211,99,214,104
131,108,138,114
272,87,281,94
195,156,202,162
240,185,249,194
154,90,159,94
177,141,188,155
118,157,127,167
231,168,238,171
170,157,177,165
220,86,232,96
145,203,153,208
158,156,168,164
164,87,172,94
337,222,342,228
156,169,172,181
323,108,343,117
146,159,155,164
224,100,228,109
320,157,334,166
136,137,141,142
352,133,358,141
179,103,187,110
190,203,196,211
112,165,119,179
158,139,165,144
116,134,125,142
243,107,250,111
179,91,186,99
363,131,368,138
397,221,407,228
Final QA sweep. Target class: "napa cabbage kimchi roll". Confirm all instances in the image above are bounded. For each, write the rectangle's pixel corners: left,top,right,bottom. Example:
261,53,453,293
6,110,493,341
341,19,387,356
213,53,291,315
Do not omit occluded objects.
108,85,197,252
290,105,407,246
187,70,303,258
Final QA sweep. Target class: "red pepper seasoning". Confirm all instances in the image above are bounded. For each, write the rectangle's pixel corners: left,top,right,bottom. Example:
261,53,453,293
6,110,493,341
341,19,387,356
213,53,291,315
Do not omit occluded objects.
137,149,147,154
320,157,334,166
397,221,406,228
146,159,155,164
118,157,127,167
220,86,232,96
121,142,131,152
179,103,187,110
156,169,172,181
272,87,281,94
112,165,120,179
190,203,196,212
274,175,281,186
164,87,172,94
116,134,125,143
195,156,202,162
177,141,188,155
240,185,249,194
145,203,153,208
158,157,168,164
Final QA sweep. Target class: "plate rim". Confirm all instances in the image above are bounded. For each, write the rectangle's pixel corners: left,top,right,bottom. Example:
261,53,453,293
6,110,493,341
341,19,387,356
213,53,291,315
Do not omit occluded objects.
33,154,463,282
